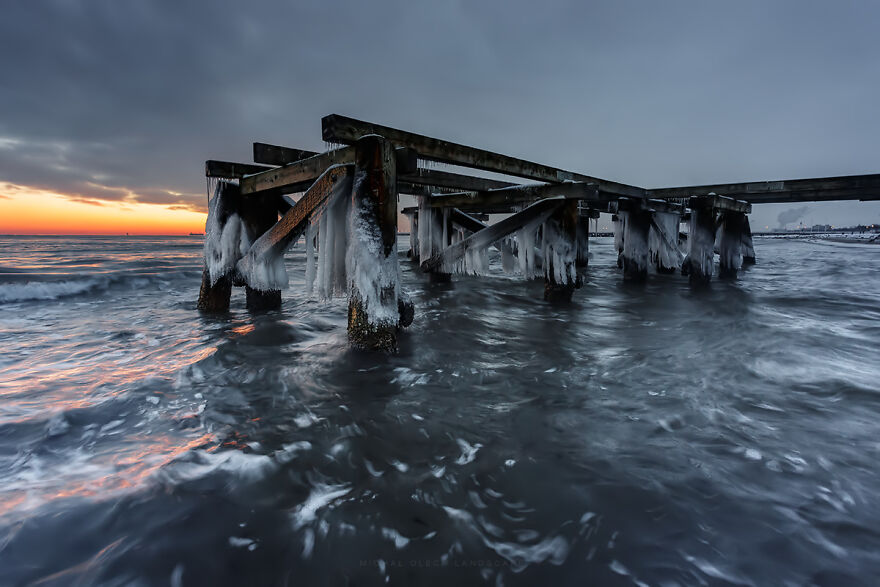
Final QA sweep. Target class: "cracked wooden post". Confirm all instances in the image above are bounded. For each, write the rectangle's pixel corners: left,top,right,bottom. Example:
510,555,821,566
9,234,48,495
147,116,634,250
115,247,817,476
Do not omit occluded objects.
544,199,580,302
742,216,756,265
347,135,401,352
622,207,651,281
682,201,716,285
718,211,745,278
240,193,282,311
197,181,239,312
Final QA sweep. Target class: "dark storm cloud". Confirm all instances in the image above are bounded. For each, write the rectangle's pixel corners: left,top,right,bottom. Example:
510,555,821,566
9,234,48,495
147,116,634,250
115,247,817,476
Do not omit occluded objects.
1,0,879,226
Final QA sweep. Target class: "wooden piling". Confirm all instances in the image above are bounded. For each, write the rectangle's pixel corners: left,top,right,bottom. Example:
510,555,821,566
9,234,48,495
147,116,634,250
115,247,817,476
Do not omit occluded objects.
544,200,579,302
576,216,590,267
649,211,682,274
742,216,756,265
718,211,745,278
197,181,240,313
622,208,651,281
682,204,716,285
347,135,401,352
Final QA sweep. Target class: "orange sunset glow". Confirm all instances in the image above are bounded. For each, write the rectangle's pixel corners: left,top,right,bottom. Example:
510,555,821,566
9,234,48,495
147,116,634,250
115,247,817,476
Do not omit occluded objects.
0,182,207,235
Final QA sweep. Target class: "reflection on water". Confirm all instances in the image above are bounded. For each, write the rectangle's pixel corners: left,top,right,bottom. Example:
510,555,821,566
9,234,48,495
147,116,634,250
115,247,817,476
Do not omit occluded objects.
0,235,879,585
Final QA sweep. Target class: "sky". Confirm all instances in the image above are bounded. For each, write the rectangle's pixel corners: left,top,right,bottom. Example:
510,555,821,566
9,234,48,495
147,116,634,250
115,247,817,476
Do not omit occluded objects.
1,0,878,234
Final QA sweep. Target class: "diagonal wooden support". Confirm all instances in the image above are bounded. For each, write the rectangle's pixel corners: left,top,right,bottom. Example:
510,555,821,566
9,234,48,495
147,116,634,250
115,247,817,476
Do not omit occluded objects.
236,165,355,289
421,197,565,273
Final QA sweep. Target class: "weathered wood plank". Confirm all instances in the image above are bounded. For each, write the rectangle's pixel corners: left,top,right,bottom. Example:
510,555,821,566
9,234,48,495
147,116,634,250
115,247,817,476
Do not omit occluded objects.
240,147,356,195
427,181,601,210
322,114,646,198
206,160,273,179
241,146,418,195
421,198,565,272
690,195,751,214
648,173,880,203
401,169,517,192
238,164,354,264
253,143,317,166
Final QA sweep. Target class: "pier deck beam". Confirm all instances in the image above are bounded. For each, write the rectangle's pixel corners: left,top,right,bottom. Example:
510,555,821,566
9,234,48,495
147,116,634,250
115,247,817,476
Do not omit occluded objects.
347,135,401,352
621,208,651,281
544,200,580,302
718,211,745,278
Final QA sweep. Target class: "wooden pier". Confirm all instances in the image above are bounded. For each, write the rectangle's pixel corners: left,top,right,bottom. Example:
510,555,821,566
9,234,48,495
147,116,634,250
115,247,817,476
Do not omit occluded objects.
200,114,880,350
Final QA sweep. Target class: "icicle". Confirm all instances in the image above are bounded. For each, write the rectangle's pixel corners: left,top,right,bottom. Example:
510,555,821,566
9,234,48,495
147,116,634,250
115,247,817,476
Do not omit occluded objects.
305,222,316,294
204,180,243,285
345,171,400,326
541,217,576,285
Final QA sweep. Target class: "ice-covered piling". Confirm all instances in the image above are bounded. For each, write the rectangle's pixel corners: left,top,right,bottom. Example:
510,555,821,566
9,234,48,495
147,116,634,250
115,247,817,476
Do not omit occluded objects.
576,216,590,267
416,196,452,282
239,193,283,311
612,213,625,268
649,211,682,274
198,181,241,312
347,135,402,352
682,205,716,284
718,211,745,278
621,208,651,281
543,200,580,302
741,216,756,265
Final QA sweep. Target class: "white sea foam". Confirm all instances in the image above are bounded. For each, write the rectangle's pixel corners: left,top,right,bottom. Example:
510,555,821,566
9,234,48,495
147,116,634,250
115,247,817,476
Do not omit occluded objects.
0,278,104,303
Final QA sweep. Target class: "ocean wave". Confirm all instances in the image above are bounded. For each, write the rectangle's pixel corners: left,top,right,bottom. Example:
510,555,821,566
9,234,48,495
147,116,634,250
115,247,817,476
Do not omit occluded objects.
0,278,106,303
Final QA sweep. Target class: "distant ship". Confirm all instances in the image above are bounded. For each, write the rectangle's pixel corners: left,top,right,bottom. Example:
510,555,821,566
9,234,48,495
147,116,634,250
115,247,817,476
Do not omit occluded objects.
189,232,204,236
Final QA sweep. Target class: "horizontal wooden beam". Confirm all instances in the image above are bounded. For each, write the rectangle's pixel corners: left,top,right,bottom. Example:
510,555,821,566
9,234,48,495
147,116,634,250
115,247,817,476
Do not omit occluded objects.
240,146,417,195
689,195,751,214
253,143,317,166
616,197,685,215
648,173,880,204
401,169,517,192
206,160,273,179
427,181,601,210
422,198,565,272
322,114,645,198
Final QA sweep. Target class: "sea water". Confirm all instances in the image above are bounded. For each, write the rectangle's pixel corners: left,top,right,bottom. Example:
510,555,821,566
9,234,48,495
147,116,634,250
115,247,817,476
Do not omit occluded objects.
1,235,879,585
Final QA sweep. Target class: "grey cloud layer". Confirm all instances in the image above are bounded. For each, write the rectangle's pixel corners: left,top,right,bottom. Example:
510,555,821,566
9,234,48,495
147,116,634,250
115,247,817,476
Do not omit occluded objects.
1,0,878,225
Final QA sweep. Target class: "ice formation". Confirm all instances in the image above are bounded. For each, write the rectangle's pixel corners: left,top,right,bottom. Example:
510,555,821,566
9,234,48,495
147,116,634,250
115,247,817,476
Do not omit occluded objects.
516,221,541,277
304,173,353,298
416,196,445,264
204,181,244,285
718,216,743,272
236,246,289,291
541,217,577,285
684,208,715,277
648,212,682,271
346,170,400,326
